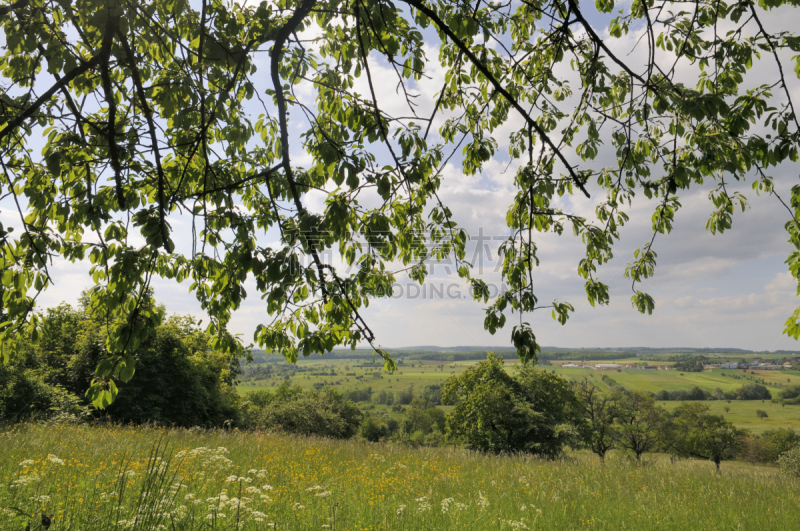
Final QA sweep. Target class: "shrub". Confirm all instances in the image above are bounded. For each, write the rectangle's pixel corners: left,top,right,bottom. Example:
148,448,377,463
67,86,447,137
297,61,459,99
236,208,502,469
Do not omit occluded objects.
0,363,89,423
361,416,389,442
780,384,800,400
244,385,363,439
726,384,771,401
778,447,800,478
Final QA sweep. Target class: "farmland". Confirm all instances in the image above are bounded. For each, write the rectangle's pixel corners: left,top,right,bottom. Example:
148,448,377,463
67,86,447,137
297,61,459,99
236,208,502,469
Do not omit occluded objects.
237,351,800,433
2,423,799,530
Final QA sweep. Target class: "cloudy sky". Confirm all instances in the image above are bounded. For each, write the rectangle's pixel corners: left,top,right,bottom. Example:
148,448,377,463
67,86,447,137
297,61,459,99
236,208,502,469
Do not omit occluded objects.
3,1,800,352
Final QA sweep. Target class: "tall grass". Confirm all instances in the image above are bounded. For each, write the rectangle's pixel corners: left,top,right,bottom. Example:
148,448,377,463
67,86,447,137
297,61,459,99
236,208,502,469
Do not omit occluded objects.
1,422,797,530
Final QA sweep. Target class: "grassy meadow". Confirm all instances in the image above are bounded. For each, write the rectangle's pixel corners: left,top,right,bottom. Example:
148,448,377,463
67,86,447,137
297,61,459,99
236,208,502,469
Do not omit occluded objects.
2,422,799,530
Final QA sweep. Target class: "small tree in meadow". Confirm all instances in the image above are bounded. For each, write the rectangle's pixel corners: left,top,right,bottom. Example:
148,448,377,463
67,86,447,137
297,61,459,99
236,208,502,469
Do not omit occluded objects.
614,391,666,461
756,410,769,419
666,403,748,471
442,353,580,457
574,379,618,464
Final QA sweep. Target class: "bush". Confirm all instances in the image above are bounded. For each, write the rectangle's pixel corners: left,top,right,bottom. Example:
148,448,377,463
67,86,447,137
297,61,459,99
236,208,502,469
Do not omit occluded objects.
244,384,363,439
726,383,772,401
780,384,800,401
0,362,89,423
361,416,389,442
344,387,372,402
778,447,800,478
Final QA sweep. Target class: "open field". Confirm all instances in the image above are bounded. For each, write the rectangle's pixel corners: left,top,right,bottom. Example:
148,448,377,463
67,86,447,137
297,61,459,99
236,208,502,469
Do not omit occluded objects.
2,423,799,530
661,400,800,434
548,367,800,394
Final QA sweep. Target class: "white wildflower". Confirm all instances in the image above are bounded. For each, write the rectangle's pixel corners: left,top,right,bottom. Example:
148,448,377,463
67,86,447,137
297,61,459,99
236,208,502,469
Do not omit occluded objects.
47,454,64,466
477,491,490,509
18,459,34,467
396,504,406,516
441,497,454,513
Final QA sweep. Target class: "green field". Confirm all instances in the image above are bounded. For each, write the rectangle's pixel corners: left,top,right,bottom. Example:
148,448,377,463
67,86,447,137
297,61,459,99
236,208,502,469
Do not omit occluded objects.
237,357,800,434
2,423,799,530
661,400,800,434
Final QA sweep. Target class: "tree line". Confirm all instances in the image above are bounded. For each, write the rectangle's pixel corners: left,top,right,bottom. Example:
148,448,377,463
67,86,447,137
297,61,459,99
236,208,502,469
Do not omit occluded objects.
3,307,799,473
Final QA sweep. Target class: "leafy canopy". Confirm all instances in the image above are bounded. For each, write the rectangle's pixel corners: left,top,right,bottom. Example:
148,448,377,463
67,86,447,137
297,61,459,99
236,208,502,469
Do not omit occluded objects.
2,0,800,405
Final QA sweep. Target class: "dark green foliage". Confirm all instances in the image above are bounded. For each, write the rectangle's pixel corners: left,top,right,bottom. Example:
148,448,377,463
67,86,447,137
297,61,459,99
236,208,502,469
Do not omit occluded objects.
657,387,710,401
0,359,88,423
243,383,363,439
344,387,373,402
361,416,389,442
727,383,772,401
614,391,666,461
666,403,748,470
395,388,414,405
419,384,443,405
403,398,446,437
0,302,240,427
672,356,708,372
443,353,581,457
739,428,800,464
779,384,800,404
574,379,618,463
373,390,394,405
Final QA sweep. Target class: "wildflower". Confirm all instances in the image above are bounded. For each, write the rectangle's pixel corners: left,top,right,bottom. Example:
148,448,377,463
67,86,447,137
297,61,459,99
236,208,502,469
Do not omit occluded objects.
12,473,41,487
316,491,332,498
441,497,454,513
416,497,431,513
477,491,490,509
18,459,34,466
396,504,406,516
47,454,65,466
293,502,305,510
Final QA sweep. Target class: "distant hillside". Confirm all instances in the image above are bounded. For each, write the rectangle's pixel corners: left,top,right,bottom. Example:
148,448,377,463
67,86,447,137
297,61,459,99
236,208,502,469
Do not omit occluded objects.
245,345,797,365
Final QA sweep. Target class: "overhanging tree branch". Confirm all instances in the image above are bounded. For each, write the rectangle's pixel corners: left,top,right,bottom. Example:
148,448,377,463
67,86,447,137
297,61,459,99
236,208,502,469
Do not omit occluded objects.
402,0,591,198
